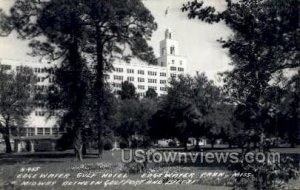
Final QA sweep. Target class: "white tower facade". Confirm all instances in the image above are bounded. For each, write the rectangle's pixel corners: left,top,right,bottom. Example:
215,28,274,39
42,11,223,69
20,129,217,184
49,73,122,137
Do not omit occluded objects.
106,28,187,97
157,28,187,79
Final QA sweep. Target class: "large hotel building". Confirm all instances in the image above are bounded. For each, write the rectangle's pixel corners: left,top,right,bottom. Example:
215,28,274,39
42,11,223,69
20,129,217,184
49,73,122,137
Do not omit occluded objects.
0,29,187,152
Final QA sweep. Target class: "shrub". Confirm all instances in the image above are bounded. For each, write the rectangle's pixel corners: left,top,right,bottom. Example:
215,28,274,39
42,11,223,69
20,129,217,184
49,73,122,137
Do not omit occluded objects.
119,141,128,149
123,161,146,174
168,141,176,147
103,141,113,150
35,140,54,152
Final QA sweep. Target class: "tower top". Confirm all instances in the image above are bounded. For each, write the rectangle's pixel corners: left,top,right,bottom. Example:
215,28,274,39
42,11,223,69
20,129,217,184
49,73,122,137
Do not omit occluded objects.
165,28,172,39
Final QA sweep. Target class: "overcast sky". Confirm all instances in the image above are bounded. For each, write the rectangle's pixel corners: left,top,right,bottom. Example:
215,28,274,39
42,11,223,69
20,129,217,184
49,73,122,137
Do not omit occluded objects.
0,0,232,81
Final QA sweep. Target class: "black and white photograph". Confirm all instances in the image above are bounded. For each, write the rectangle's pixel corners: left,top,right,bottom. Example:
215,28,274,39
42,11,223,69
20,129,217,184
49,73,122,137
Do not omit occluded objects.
0,0,299,189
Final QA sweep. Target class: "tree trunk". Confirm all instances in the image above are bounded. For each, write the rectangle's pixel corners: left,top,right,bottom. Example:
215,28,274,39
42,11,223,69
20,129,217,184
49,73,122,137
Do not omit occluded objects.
98,131,103,158
68,39,85,161
95,25,105,158
3,118,12,153
73,127,83,161
3,128,12,153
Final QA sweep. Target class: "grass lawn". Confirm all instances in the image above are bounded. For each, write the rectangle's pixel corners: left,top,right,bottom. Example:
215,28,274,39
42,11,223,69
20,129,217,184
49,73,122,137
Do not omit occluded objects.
0,149,299,190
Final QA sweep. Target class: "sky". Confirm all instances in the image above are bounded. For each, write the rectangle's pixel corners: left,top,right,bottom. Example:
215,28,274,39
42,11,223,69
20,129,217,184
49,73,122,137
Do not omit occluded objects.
0,0,232,81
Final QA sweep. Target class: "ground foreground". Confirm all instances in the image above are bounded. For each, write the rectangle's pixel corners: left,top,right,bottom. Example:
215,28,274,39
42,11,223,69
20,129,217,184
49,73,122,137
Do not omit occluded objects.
0,149,299,190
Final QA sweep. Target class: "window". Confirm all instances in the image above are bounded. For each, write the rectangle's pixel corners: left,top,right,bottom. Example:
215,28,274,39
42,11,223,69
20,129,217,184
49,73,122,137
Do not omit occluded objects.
160,87,167,91
104,75,110,80
148,86,157,90
0,64,11,70
27,128,35,136
19,128,26,136
127,69,134,74
48,68,55,74
52,128,59,135
35,111,45,116
148,79,157,83
37,128,44,135
160,80,166,84
138,70,144,75
114,75,123,80
113,83,122,88
138,77,145,82
148,71,157,76
138,85,145,90
45,128,51,135
170,46,175,55
138,92,145,97
49,77,54,83
170,66,176,71
41,68,47,73
171,73,176,77
115,67,123,72
178,67,184,72
127,76,134,82
36,77,41,82
172,60,175,64
160,72,166,77
180,60,183,65
34,68,41,73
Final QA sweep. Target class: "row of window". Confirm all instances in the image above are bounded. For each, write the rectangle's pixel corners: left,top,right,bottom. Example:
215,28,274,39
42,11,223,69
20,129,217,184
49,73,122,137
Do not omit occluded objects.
37,128,51,135
15,66,32,72
114,83,167,92
148,71,157,76
161,46,176,55
137,85,167,91
137,92,146,97
27,127,59,136
148,79,157,83
35,76,55,83
148,86,157,90
112,72,178,82
34,85,48,91
114,67,167,77
0,64,56,74
115,68,123,73
159,60,183,66
113,76,167,84
35,111,59,117
33,67,48,73
35,77,46,82
114,75,123,80
112,83,122,88
0,64,11,70
127,76,134,82
170,66,184,72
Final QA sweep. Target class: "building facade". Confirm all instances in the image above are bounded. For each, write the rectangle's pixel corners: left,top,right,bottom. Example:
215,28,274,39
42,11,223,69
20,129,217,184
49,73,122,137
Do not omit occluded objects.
0,29,187,152
106,28,187,97
0,59,59,152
